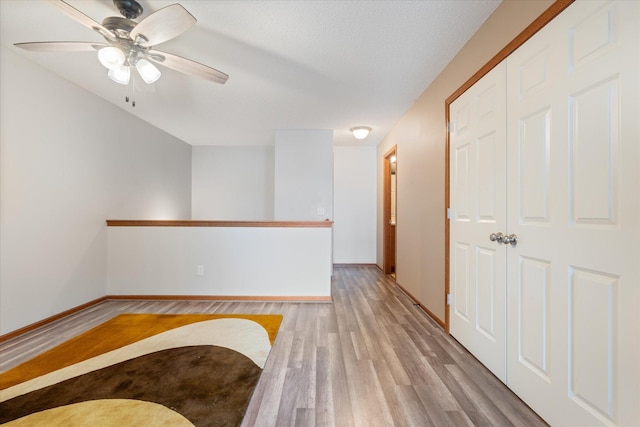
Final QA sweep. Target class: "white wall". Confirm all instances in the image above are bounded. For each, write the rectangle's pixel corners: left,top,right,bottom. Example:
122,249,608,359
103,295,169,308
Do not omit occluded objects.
108,226,332,298
333,146,376,263
192,141,375,264
192,146,274,220
274,130,333,221
0,48,192,334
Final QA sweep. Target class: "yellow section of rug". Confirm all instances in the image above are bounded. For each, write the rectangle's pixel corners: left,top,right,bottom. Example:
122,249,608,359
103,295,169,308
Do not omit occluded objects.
0,313,282,390
2,399,195,427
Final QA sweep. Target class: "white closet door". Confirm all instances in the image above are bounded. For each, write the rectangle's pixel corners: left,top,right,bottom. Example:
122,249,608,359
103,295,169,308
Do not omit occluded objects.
506,1,639,426
449,62,507,382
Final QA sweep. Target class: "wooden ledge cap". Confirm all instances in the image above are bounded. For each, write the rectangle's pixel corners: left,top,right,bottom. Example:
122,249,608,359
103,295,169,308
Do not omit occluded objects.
106,220,333,228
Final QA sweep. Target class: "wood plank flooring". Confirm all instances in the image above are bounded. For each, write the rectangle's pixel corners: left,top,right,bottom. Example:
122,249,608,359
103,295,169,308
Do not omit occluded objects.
0,266,547,426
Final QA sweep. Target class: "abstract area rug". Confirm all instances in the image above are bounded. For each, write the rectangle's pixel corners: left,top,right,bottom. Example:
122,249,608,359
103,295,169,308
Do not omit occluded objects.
0,314,282,426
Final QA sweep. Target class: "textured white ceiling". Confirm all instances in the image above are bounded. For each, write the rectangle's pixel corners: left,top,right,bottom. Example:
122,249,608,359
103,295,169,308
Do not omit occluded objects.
0,0,500,146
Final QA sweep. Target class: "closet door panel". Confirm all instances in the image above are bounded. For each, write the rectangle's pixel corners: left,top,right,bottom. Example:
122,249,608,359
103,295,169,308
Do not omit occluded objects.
506,12,564,414
569,267,618,419
517,256,551,382
569,77,618,226
449,61,507,382
519,108,551,224
506,1,639,426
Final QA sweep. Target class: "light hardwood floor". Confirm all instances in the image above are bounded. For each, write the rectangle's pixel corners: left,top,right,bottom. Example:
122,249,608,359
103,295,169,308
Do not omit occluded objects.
0,266,547,426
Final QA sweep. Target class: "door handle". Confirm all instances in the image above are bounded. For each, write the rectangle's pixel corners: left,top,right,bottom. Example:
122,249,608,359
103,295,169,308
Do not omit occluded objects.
503,233,518,246
489,232,504,243
489,232,518,246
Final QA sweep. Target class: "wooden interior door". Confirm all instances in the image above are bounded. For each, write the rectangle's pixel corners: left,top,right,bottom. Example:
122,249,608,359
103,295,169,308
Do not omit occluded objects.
449,61,507,382
505,1,639,425
383,147,397,275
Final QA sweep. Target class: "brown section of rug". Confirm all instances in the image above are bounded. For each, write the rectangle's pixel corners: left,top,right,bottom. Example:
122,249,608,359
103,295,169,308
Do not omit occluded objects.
1,314,282,390
0,345,261,427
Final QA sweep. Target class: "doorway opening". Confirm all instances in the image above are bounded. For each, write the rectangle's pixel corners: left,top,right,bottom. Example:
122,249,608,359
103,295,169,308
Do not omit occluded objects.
383,146,397,278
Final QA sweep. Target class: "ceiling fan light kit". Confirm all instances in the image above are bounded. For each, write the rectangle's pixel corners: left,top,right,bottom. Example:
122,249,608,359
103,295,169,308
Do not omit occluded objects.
14,0,229,105
108,65,131,85
136,59,161,83
98,46,125,69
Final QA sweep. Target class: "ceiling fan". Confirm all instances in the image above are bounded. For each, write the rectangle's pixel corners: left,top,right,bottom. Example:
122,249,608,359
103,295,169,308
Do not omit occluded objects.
14,0,228,102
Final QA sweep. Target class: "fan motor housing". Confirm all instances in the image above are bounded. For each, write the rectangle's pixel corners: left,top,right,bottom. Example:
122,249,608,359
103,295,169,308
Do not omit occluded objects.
101,16,136,37
113,0,143,20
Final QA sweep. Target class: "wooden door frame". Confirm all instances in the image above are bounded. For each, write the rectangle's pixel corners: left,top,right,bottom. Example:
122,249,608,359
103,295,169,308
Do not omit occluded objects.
443,0,573,333
383,146,397,275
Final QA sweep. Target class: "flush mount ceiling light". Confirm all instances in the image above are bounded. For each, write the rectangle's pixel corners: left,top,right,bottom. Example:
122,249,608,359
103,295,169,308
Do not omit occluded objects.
350,126,372,140
14,0,229,107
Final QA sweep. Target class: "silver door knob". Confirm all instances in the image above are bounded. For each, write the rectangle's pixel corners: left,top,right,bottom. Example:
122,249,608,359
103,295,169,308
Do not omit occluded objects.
503,233,518,246
489,232,504,243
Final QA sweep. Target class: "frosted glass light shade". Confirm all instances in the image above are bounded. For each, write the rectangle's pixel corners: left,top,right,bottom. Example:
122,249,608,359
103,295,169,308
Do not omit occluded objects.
136,59,161,84
350,126,371,140
108,65,130,85
98,46,125,70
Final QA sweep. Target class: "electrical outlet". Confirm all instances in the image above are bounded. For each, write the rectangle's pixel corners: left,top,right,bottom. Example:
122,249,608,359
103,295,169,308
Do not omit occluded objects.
197,265,205,276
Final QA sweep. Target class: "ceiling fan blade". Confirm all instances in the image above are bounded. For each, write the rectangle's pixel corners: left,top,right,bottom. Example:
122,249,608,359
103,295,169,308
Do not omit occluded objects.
48,0,115,40
14,41,107,52
148,49,228,84
130,4,196,47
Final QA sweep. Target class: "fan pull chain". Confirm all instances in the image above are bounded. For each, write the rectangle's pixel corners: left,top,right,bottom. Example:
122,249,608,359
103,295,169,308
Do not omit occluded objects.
124,73,136,107
125,77,130,104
